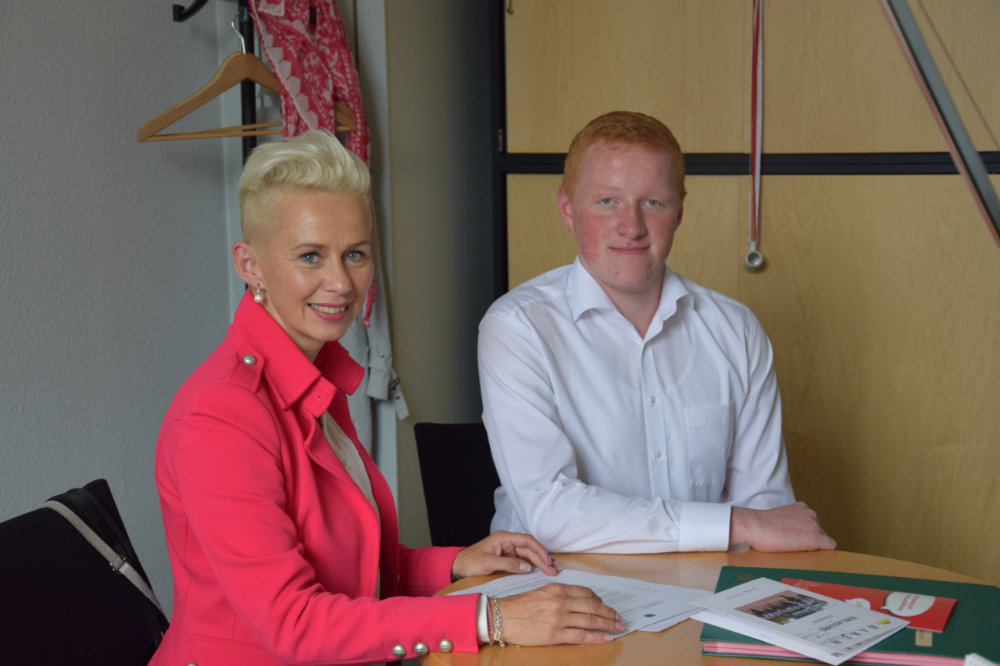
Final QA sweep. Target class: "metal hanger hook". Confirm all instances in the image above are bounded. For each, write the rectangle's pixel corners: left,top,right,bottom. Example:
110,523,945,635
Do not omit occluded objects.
231,14,246,54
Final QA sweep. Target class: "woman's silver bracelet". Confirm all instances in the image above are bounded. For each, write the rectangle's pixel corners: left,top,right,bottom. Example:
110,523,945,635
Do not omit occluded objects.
490,595,505,647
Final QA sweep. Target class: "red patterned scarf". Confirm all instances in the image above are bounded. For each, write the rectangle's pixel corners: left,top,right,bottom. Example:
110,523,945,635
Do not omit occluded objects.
251,0,369,164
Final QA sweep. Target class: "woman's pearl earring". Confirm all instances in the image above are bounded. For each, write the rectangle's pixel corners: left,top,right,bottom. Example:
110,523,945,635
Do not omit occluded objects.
254,283,264,304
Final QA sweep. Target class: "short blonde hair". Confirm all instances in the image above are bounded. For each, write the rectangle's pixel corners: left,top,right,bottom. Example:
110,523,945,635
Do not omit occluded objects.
237,130,370,246
563,111,685,200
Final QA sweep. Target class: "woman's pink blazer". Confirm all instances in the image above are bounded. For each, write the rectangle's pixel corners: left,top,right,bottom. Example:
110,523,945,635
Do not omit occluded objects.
151,292,478,666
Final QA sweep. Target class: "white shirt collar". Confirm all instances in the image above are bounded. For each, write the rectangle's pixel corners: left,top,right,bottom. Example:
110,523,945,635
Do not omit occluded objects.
568,258,617,321
568,258,692,335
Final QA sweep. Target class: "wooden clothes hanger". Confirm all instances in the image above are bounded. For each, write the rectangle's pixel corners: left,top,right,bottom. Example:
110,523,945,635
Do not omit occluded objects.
137,17,356,142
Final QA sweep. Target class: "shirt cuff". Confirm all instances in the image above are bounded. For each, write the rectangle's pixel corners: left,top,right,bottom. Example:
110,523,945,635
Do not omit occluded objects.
677,501,731,552
476,594,489,643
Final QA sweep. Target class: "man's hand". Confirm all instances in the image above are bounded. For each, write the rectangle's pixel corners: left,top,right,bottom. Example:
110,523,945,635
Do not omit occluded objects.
451,530,560,581
730,502,836,552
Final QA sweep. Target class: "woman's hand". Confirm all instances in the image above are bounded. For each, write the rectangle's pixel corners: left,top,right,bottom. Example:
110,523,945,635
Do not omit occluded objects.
498,584,623,646
450,534,621,645
451,531,559,580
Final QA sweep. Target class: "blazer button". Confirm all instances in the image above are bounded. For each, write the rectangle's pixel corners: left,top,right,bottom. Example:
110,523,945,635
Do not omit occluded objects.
186,662,198,666
391,644,407,658
414,642,429,656
242,354,257,366
438,639,454,653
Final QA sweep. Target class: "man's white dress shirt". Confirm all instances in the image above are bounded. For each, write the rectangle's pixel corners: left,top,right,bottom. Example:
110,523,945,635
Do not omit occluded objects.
479,259,794,554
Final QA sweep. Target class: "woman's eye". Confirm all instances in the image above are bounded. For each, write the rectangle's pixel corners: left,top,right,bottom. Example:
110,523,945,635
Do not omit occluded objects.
646,199,662,207
346,250,364,262
600,198,613,205
300,252,320,264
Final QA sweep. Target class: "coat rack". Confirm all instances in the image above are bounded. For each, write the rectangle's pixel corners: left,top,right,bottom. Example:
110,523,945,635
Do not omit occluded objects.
173,0,259,163
159,0,358,164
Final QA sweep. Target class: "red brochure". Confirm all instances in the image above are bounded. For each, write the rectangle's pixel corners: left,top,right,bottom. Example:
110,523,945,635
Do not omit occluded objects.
781,578,957,633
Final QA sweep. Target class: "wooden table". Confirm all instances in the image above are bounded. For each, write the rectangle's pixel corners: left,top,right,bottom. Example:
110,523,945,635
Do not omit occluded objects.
421,549,989,666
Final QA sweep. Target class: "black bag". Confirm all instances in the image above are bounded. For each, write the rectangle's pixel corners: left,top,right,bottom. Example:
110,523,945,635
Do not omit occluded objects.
0,479,169,664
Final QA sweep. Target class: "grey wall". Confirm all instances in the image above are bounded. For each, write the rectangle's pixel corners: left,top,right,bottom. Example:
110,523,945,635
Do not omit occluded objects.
0,2,233,615
384,0,495,547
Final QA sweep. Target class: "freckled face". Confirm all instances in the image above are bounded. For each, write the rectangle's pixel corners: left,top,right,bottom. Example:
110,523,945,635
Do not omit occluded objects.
558,142,684,303
254,191,373,360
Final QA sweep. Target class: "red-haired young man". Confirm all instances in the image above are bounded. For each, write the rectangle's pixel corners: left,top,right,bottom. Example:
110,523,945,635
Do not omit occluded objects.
479,112,834,555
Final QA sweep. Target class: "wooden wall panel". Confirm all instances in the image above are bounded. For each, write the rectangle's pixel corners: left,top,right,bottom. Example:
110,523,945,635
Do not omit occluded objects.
508,174,1000,584
914,1,1000,152
506,1,999,155
504,0,749,154
740,175,1000,585
764,0,998,152
763,0,939,152
507,175,573,289
507,174,745,298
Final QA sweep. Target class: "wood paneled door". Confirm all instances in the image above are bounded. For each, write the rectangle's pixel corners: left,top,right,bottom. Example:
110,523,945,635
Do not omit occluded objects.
490,0,1000,584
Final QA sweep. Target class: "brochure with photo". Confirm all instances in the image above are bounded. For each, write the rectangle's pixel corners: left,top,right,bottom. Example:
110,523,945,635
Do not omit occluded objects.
781,578,957,633
693,578,910,665
700,566,1000,666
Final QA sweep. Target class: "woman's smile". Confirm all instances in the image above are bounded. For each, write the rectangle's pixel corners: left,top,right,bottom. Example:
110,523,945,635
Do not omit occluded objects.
309,303,350,319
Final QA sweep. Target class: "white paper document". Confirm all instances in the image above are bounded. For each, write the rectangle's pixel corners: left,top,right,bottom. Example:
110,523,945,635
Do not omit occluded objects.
448,568,704,638
692,578,909,665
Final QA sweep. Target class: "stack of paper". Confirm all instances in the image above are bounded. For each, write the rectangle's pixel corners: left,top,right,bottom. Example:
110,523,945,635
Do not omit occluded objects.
692,578,910,665
448,568,706,637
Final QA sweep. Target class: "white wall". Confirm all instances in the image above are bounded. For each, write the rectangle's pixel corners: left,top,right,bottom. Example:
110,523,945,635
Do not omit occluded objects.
0,2,234,616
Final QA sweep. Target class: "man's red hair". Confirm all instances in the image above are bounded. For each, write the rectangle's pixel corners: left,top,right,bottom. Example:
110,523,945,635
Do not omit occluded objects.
562,111,686,199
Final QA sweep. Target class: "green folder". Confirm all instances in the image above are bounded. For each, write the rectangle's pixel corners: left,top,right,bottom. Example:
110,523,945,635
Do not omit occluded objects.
699,566,999,663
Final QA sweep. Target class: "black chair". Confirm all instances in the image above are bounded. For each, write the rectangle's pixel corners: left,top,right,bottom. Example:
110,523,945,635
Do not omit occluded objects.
414,422,501,547
0,479,169,664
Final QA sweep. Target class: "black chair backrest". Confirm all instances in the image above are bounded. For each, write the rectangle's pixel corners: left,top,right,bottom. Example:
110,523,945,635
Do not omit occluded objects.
0,479,169,664
414,422,501,548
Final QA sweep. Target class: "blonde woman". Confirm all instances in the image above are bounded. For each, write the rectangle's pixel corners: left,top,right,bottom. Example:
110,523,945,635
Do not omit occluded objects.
151,130,621,666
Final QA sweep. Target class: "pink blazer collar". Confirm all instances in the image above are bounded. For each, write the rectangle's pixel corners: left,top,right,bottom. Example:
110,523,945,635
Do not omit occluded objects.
228,290,365,414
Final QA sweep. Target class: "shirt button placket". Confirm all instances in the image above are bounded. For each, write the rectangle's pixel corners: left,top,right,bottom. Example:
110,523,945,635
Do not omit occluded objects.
650,397,664,461
641,344,669,496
